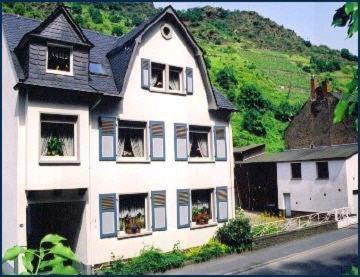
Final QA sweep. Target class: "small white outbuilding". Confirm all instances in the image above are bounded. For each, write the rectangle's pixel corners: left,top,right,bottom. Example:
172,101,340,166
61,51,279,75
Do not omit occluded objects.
244,144,358,217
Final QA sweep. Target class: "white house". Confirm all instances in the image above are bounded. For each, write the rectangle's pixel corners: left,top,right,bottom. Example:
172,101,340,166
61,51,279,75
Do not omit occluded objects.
2,5,237,273
243,144,358,217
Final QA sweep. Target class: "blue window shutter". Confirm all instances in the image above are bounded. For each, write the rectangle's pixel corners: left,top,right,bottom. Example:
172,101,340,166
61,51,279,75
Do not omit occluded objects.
216,187,228,222
151,190,167,231
174,123,188,161
177,189,190,228
99,116,116,161
214,126,227,161
141,59,151,89
186,67,193,94
150,121,165,161
99,194,117,238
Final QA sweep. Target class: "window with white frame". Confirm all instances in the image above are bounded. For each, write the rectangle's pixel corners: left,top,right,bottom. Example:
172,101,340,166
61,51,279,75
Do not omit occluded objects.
40,114,78,159
191,189,214,226
189,126,210,158
147,61,185,93
118,193,149,235
151,62,165,90
117,120,146,159
46,44,72,74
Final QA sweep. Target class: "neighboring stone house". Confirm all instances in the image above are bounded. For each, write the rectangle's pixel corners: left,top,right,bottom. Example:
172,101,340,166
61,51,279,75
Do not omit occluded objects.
2,5,236,273
285,77,357,149
243,144,358,217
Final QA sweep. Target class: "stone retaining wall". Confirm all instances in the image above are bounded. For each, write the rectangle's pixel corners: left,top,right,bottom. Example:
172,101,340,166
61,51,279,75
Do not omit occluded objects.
252,221,338,250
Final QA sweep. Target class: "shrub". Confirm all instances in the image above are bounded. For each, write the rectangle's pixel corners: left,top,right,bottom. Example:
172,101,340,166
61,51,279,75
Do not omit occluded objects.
216,66,238,90
89,5,103,24
109,12,123,23
340,48,358,62
112,25,125,37
304,40,312,47
13,3,26,16
243,109,267,136
236,84,270,113
216,216,253,253
185,239,230,263
71,3,82,14
274,100,300,122
103,245,186,275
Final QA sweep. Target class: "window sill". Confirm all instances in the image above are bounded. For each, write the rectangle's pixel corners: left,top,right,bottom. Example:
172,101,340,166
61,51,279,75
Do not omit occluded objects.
150,89,186,96
316,178,329,181
291,178,302,181
190,222,218,230
39,159,80,165
46,69,73,76
117,230,152,240
188,159,215,164
116,158,151,164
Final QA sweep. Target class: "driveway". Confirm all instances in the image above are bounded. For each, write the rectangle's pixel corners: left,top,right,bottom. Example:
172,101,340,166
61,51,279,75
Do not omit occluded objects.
163,225,358,275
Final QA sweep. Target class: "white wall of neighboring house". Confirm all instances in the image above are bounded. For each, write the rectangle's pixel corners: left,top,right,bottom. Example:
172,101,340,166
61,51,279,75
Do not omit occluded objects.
88,19,234,265
345,154,358,214
2,30,19,272
277,156,357,214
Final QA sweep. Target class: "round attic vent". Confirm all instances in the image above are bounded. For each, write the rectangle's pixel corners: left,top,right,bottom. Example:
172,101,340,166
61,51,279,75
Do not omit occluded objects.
160,23,172,40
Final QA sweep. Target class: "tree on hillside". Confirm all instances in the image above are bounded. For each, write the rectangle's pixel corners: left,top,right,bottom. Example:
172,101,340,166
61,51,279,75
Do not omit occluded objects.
216,66,238,90
332,2,358,129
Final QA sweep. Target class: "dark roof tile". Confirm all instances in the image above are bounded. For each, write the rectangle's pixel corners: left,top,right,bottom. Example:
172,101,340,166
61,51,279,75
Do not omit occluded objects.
243,143,358,163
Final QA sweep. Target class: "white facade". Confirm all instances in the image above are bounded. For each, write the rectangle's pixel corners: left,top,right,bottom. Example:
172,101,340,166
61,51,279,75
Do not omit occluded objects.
277,155,358,215
2,12,235,272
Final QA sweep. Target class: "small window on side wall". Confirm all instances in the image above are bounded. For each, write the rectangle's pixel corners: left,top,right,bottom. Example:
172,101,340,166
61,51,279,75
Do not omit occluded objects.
317,162,329,179
47,45,72,74
40,114,78,162
291,163,302,179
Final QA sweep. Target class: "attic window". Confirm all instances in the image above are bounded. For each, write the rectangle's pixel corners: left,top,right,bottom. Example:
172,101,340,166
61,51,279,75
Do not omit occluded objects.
151,63,165,90
160,24,172,40
47,45,72,75
89,62,107,76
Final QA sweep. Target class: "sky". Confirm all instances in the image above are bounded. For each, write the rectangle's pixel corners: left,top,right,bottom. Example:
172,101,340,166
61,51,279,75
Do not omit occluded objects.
154,2,358,54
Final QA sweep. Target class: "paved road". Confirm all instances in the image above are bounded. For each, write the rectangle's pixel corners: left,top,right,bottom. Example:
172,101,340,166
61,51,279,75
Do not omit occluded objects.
164,225,358,275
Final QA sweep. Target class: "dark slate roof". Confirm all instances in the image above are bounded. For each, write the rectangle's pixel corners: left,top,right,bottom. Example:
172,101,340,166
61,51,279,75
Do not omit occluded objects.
2,13,119,95
243,143,358,163
3,9,236,111
212,87,237,111
234,144,265,153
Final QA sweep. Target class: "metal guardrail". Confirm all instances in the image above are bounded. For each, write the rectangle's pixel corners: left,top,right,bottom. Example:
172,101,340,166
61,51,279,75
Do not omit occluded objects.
251,207,352,238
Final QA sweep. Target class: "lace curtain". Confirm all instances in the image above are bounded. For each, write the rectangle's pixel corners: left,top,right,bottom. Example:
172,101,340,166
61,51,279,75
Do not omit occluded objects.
41,122,74,156
119,195,145,218
130,132,144,157
192,190,211,210
169,70,180,90
118,128,144,157
198,136,208,157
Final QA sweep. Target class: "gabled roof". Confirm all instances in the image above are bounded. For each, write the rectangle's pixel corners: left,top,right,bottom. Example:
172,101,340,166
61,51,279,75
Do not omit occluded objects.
2,5,236,111
15,4,93,50
243,143,358,163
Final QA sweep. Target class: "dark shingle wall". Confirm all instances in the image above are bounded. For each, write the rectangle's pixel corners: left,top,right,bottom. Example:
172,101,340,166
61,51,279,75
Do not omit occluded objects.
40,14,83,45
27,42,90,91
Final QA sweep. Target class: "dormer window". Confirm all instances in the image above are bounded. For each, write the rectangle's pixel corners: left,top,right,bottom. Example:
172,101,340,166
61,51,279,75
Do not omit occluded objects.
46,44,73,75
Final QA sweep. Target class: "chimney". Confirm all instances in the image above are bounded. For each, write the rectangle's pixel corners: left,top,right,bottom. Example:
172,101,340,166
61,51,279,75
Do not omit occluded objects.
310,76,316,100
322,79,329,97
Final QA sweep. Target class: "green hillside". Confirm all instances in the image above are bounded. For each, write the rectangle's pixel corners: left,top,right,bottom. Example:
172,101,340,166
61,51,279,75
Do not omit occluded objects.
3,2,357,152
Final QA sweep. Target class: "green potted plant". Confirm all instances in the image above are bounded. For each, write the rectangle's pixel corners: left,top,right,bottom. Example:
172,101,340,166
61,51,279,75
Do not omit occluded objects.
47,136,64,156
192,207,201,222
